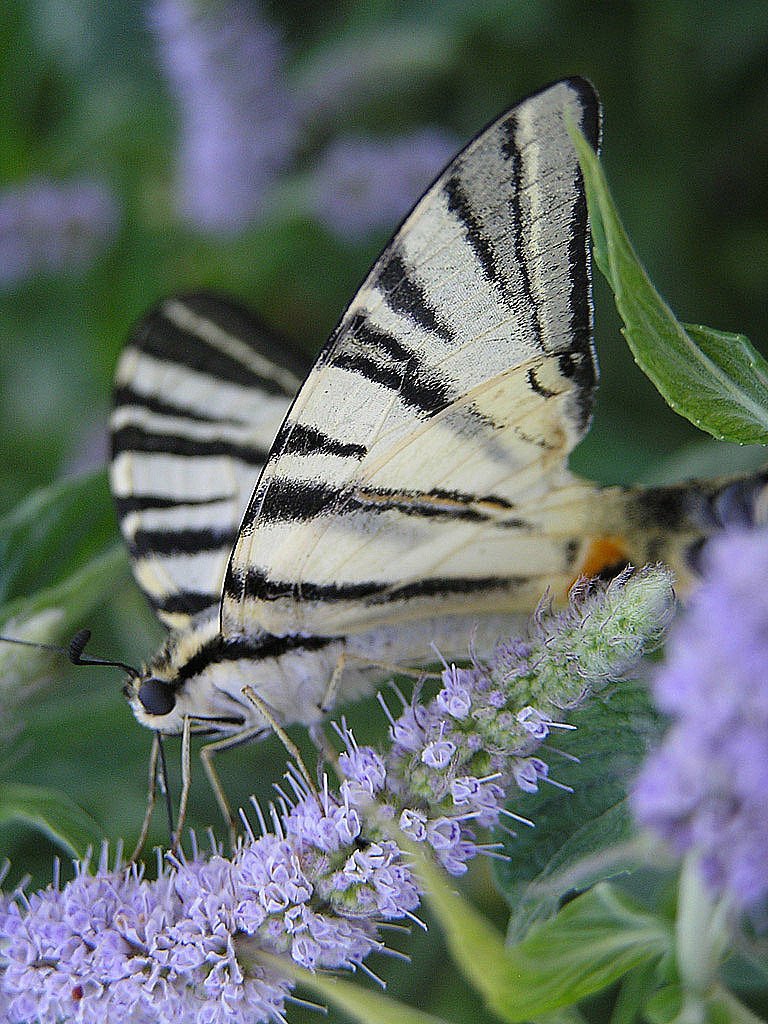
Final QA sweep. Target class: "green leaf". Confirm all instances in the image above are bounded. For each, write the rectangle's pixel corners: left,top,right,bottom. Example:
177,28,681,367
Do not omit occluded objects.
644,984,768,1024
610,963,664,1024
704,986,768,1024
500,885,669,1018
402,833,520,1013
0,542,127,630
411,832,670,1024
572,126,768,445
494,683,662,941
643,985,683,1024
254,950,453,1024
538,1009,591,1024
0,471,117,606
0,782,104,859
639,438,768,487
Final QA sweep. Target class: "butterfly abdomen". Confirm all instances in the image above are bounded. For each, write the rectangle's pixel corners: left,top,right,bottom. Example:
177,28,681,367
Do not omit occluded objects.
573,468,768,594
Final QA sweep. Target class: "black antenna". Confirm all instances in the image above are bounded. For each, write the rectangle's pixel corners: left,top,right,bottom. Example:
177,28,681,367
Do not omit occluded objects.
0,629,139,678
68,629,92,663
65,629,139,678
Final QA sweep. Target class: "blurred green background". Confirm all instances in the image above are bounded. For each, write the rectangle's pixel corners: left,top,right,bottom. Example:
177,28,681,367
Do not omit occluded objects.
0,1,767,1019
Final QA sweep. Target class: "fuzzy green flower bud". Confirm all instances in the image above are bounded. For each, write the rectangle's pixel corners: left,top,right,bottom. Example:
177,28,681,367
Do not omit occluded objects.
491,565,676,710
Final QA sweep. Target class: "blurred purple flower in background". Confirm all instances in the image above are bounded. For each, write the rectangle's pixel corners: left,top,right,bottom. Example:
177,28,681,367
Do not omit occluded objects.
148,0,459,241
149,0,300,232
0,178,119,287
633,528,768,909
308,130,458,241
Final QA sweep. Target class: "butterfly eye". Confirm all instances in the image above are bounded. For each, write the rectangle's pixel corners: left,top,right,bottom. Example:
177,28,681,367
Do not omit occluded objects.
138,678,176,717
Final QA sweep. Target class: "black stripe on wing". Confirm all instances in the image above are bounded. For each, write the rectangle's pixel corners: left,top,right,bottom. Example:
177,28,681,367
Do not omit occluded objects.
111,293,313,627
278,421,367,459
151,591,224,618
113,384,248,426
114,493,234,517
563,157,597,431
177,293,310,379
172,632,337,688
254,479,529,525
133,317,282,392
373,249,455,342
226,567,524,606
131,526,237,557
131,293,308,395
327,314,455,418
498,115,543,345
111,424,270,464
444,174,503,291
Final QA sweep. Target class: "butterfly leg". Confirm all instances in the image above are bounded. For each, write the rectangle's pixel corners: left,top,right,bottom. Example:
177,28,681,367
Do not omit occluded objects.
242,686,318,797
129,733,160,862
171,714,194,854
319,651,440,714
199,723,275,847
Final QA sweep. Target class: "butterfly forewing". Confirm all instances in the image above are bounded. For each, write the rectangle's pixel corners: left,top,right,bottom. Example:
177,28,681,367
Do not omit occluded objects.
222,77,604,638
109,294,308,629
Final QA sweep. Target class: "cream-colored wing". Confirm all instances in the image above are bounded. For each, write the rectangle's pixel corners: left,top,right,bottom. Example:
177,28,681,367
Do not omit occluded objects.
222,78,606,638
110,294,308,630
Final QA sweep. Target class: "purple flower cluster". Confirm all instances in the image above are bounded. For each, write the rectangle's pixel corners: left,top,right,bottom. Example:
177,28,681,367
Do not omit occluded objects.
0,566,673,1020
1,852,191,1024
336,565,675,876
285,778,420,929
633,529,768,908
0,797,414,1023
0,178,119,287
149,0,299,232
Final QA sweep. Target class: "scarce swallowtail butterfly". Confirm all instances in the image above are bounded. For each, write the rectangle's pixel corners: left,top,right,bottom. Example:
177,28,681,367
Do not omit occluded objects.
109,77,767,838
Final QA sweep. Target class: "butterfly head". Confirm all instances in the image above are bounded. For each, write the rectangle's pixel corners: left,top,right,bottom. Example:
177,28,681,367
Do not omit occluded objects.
121,620,197,731
136,676,176,716
123,608,230,733
123,666,181,731
124,672,177,722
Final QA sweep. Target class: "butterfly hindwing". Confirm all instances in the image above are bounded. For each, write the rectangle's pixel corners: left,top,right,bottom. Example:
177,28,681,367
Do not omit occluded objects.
109,294,309,629
222,77,605,638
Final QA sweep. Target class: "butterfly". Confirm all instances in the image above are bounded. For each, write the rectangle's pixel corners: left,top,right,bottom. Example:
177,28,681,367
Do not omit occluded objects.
108,77,767,843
